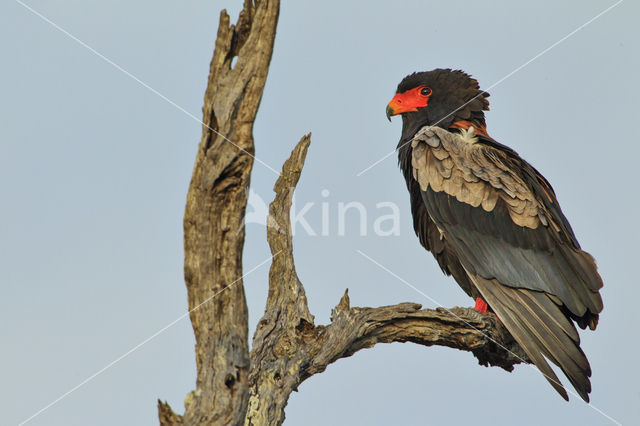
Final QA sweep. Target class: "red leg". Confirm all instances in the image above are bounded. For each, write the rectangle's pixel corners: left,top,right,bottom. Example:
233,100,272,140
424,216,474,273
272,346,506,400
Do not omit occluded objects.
474,297,488,314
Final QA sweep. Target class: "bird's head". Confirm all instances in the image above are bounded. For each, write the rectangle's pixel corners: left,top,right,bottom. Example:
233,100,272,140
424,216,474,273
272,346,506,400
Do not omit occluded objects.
387,69,490,141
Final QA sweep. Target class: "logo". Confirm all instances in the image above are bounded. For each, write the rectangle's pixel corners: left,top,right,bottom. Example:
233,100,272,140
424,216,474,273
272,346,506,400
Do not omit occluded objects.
241,188,400,237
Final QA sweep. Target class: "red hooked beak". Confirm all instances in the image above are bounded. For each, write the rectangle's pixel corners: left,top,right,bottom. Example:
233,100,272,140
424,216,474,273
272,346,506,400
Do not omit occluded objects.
386,96,405,121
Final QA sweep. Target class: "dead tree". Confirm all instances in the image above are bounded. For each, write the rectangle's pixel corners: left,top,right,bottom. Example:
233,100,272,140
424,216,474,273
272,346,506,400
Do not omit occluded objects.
158,1,527,425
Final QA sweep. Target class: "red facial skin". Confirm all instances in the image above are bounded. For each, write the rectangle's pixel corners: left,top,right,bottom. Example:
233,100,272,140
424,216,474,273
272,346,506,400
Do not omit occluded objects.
386,86,432,116
388,90,495,142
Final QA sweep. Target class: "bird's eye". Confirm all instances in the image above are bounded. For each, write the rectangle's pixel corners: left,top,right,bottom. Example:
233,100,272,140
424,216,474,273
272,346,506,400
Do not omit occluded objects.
420,87,432,96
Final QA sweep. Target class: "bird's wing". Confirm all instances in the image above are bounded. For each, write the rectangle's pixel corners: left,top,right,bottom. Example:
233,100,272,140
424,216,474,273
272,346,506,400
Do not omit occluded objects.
402,161,479,299
410,125,603,400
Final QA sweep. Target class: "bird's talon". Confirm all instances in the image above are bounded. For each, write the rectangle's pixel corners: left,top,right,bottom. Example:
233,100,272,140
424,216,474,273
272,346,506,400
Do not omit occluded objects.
474,297,489,315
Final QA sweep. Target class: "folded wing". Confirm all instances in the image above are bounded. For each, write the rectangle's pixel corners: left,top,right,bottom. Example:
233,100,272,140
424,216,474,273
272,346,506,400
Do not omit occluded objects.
410,126,603,401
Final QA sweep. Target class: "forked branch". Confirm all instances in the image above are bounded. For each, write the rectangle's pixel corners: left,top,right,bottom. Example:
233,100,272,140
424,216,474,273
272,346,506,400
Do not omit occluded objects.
243,136,528,426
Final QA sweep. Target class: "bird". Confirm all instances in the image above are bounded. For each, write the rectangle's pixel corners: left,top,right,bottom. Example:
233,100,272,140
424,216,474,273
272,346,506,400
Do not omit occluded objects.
386,68,603,402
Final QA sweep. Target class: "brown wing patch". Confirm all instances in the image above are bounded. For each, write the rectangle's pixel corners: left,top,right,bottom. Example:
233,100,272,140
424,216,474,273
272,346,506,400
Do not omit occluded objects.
411,126,544,229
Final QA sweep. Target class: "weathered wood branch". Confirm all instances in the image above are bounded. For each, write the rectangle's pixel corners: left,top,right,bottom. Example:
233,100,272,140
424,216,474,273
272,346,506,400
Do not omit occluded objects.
159,1,280,425
243,136,529,426
245,135,315,425
315,296,528,377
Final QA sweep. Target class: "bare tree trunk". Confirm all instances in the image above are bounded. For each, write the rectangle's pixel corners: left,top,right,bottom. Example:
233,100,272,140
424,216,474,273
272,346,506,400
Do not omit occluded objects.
159,1,528,425
158,1,280,425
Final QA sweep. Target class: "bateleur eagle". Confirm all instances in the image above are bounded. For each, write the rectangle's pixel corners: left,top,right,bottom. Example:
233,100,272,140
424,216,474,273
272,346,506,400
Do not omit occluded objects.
387,69,603,402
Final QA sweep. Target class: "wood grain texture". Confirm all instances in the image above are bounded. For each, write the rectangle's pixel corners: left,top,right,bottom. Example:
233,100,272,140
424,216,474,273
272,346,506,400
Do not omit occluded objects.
158,1,280,425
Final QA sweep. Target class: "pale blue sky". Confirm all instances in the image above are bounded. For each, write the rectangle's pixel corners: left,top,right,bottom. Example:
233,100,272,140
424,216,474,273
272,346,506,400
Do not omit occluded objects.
2,1,638,425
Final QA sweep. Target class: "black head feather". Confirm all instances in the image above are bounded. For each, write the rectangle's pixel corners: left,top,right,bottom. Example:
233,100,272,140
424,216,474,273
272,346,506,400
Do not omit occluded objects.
395,69,490,141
